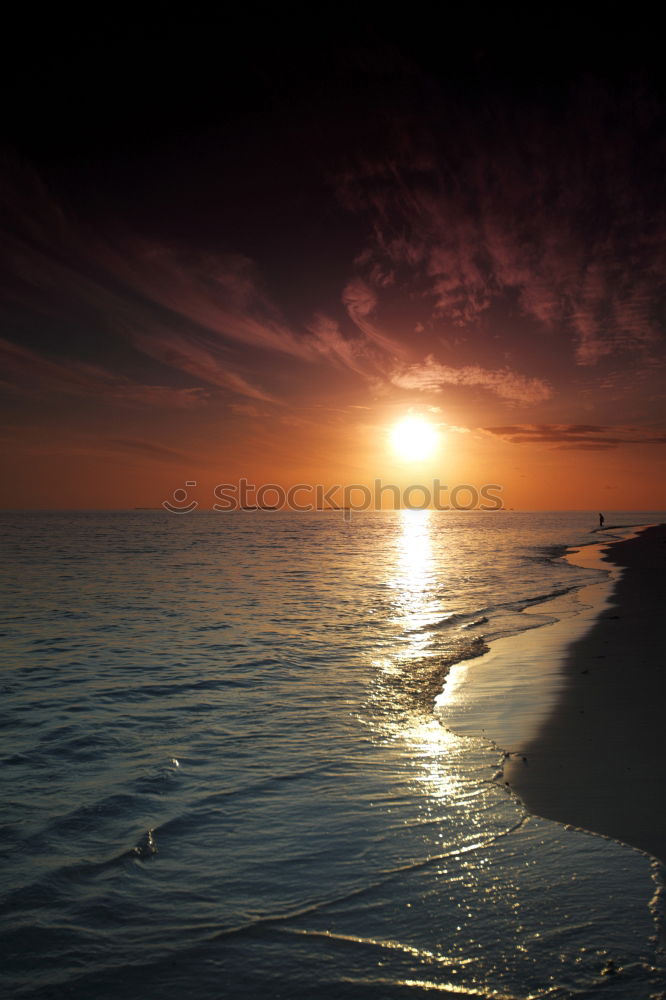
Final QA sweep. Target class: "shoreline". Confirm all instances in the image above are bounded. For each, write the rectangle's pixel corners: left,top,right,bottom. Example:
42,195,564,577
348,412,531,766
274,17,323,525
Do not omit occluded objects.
436,533,629,756
505,522,666,863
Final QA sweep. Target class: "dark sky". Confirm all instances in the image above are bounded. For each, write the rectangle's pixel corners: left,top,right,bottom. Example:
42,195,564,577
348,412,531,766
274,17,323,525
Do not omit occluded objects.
2,12,666,508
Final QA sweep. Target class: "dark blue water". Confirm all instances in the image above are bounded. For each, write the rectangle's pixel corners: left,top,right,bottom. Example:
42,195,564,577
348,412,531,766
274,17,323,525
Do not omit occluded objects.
1,511,665,998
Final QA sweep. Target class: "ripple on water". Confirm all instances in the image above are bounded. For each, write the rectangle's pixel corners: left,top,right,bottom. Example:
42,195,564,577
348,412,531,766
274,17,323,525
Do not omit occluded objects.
1,511,666,999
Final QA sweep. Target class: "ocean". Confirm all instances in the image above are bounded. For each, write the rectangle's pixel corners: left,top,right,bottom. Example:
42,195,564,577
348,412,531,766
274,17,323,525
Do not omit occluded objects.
1,510,665,999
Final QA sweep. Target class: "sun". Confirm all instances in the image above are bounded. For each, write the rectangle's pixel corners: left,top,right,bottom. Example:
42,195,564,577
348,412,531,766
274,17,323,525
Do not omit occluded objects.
390,416,440,461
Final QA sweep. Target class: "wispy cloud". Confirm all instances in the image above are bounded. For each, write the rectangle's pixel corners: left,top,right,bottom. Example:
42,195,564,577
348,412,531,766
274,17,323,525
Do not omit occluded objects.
129,328,280,403
306,312,370,376
1,164,412,402
0,336,210,408
0,168,301,401
337,85,666,368
110,246,319,363
391,356,552,404
1,183,279,404
342,278,407,357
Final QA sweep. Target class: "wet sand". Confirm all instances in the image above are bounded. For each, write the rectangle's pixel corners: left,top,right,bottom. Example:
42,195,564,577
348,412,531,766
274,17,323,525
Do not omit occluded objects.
506,523,666,863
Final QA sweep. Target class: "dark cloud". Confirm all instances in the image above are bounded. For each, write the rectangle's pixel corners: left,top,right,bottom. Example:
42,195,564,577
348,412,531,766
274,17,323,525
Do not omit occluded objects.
337,82,666,368
2,23,666,453
483,424,666,449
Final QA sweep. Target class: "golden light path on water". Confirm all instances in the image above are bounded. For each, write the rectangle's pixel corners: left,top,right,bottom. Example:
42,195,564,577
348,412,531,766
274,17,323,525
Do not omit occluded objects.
350,515,666,997
369,510,435,716
393,508,436,650
364,512,596,1000
360,509,526,994
396,511,462,796
370,508,475,811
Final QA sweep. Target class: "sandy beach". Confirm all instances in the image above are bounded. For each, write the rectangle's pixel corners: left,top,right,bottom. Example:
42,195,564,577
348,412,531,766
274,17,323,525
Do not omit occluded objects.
506,523,666,863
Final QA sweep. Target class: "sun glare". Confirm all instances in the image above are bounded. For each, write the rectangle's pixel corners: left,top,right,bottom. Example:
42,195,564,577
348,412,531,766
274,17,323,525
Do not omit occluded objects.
390,416,439,461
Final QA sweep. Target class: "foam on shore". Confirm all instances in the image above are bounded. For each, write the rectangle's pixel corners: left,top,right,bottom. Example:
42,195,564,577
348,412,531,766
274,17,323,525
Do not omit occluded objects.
437,523,666,862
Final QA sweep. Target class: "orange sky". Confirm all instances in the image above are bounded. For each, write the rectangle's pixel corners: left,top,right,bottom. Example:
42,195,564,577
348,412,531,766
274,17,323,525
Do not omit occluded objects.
1,19,665,511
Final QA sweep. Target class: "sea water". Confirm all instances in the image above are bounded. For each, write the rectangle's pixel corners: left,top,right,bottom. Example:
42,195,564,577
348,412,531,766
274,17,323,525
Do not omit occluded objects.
1,510,666,999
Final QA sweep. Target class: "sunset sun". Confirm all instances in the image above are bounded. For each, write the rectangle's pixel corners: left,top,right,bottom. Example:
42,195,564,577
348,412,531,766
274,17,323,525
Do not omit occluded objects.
390,416,440,461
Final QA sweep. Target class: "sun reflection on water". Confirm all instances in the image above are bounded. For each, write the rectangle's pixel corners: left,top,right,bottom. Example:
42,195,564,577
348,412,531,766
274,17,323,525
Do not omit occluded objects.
390,509,440,660
402,716,464,800
365,511,492,817
368,511,448,735
394,509,434,607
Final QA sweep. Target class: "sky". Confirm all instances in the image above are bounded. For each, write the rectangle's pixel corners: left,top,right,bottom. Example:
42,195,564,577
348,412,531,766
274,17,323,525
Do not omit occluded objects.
2,12,666,510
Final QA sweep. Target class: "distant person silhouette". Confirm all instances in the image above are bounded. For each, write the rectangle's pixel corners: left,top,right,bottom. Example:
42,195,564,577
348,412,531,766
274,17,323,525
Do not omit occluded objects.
599,512,604,528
